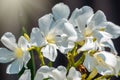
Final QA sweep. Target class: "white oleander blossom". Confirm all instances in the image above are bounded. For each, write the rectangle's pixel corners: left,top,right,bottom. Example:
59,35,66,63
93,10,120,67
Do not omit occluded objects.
34,66,67,80
69,5,120,53
52,3,93,41
0,32,30,74
73,6,120,41
34,66,81,80
0,2,120,80
83,51,120,76
30,13,77,62
18,66,81,80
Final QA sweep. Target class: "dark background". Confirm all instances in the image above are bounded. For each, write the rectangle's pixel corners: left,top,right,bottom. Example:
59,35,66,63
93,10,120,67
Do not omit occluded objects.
0,0,120,80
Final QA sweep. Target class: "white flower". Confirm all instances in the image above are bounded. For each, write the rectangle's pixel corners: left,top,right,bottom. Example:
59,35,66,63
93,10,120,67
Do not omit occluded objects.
30,13,77,61
34,66,81,80
83,51,120,76
75,9,120,40
52,3,93,41
52,3,97,52
34,66,67,80
19,66,81,80
31,3,77,61
0,32,30,74
46,3,120,55
75,10,107,51
71,7,120,52
19,69,31,80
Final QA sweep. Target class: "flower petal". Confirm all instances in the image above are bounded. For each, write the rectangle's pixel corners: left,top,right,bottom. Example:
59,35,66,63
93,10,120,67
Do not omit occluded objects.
51,66,67,80
6,59,23,74
75,6,93,33
67,67,81,80
94,51,118,75
49,19,67,35
77,38,96,52
115,57,120,76
19,70,31,80
41,44,58,62
100,39,118,55
83,53,97,72
105,22,120,38
38,13,53,36
30,28,45,47
93,30,112,42
18,36,29,50
69,8,80,26
23,51,31,68
1,32,17,50
95,51,117,68
0,48,15,63
58,41,74,54
35,66,67,80
52,3,70,20
96,65,113,75
69,6,93,27
34,66,53,80
90,10,106,26
63,22,77,41
37,66,53,73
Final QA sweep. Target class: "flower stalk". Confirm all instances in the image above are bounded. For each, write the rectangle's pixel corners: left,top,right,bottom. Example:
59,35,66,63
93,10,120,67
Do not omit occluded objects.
29,51,36,80
36,47,45,66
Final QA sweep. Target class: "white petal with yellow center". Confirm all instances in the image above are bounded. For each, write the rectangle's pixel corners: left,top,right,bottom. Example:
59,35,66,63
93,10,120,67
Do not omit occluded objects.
45,33,55,44
84,27,93,37
14,48,23,59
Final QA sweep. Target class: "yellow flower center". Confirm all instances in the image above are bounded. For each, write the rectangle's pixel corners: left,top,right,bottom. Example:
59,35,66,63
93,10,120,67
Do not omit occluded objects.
84,28,92,37
46,34,55,44
97,56,104,63
95,55,107,66
99,27,105,31
14,48,23,58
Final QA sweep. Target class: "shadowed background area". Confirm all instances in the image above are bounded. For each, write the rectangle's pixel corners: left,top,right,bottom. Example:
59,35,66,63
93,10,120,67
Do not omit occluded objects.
0,0,120,80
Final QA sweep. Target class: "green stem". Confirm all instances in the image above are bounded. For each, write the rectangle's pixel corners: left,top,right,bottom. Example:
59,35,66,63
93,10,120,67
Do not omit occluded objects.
94,75,113,80
48,61,53,67
71,43,78,57
39,52,45,66
81,74,87,80
66,52,75,71
74,53,85,67
87,68,98,80
28,51,36,80
66,55,72,71
36,47,45,66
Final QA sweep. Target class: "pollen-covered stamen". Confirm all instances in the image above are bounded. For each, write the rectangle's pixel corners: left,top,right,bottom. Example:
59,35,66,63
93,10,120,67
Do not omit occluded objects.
14,48,23,58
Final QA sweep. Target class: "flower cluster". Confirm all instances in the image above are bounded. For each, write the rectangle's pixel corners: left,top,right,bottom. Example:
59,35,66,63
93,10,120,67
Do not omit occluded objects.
0,3,120,80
